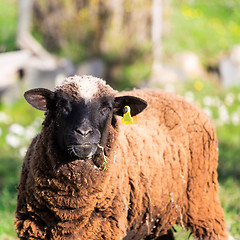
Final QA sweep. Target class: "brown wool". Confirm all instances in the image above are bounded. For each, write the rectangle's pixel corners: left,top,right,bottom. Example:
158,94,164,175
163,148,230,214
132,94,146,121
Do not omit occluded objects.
15,78,229,239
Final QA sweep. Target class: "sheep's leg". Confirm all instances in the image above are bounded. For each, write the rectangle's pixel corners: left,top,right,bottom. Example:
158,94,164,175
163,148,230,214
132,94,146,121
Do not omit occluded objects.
186,128,229,239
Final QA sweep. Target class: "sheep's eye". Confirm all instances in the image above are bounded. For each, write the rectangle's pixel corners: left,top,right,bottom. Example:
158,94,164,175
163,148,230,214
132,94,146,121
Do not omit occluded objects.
57,103,70,114
62,106,70,114
57,99,71,114
100,107,111,116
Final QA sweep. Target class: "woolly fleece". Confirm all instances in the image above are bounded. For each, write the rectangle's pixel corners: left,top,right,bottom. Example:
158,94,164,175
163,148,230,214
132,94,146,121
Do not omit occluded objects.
15,77,228,240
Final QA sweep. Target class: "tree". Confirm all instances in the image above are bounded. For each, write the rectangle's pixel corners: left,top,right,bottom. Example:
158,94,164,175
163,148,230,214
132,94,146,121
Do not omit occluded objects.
151,0,163,82
17,0,56,66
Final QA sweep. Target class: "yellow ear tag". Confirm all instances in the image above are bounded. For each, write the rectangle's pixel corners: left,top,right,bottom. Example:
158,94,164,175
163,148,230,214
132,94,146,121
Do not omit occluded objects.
122,106,138,124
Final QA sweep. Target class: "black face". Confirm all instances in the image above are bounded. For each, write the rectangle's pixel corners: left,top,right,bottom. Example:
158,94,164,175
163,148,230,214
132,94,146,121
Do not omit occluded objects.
55,96,114,158
24,85,147,160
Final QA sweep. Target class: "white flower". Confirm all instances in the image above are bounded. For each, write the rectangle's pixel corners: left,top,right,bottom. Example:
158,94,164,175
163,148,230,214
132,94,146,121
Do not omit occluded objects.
224,93,235,106
9,123,25,136
212,97,222,107
25,126,37,140
0,111,11,123
164,84,175,92
184,91,195,102
19,147,27,157
203,96,213,106
203,107,212,118
6,133,21,148
218,105,229,124
31,118,42,129
231,113,240,125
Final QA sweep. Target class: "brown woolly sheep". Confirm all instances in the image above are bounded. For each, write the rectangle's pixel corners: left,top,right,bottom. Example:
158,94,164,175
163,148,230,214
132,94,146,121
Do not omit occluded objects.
15,75,230,239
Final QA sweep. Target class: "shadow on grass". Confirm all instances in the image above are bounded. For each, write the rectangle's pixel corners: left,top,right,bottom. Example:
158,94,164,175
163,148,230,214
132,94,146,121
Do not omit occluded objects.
218,142,240,184
0,155,21,198
217,142,240,238
0,155,21,237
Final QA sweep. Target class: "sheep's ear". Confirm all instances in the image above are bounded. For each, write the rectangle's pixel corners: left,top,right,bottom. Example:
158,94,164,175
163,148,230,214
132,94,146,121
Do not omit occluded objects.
114,96,147,116
24,88,55,111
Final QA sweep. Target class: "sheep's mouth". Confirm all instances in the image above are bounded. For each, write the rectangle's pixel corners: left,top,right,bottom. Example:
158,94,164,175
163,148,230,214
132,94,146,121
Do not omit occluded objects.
70,143,98,159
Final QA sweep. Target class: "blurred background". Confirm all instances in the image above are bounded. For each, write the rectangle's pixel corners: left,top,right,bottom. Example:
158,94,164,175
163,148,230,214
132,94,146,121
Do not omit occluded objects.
0,0,240,239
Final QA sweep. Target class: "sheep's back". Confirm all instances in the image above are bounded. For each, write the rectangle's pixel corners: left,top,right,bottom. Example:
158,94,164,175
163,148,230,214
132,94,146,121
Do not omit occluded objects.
115,89,218,233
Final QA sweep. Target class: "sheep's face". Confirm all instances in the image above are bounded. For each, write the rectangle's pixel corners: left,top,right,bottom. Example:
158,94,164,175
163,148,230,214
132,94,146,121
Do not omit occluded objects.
24,76,147,159
53,94,115,158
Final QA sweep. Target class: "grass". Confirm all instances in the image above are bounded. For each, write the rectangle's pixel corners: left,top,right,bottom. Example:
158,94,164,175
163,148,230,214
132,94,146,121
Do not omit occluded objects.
164,0,240,65
0,157,19,238
0,0,17,53
0,82,239,239
0,96,43,239
0,0,240,239
220,179,240,237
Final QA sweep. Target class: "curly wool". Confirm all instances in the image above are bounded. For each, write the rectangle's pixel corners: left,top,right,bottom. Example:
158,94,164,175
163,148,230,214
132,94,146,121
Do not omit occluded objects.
15,85,228,239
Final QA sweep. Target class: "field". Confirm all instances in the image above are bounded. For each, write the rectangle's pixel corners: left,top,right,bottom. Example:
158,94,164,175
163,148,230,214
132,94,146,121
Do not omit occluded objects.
0,0,240,239
0,81,239,239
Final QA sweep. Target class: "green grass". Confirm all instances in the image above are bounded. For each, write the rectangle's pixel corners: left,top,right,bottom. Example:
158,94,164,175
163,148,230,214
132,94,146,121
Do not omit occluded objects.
0,82,239,239
220,179,240,237
0,156,19,238
0,0,239,239
0,96,43,238
164,0,240,64
0,0,17,53
218,143,240,182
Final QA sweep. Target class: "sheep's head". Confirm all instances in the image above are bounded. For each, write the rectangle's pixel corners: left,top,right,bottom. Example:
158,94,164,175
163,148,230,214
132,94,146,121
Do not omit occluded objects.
24,76,147,159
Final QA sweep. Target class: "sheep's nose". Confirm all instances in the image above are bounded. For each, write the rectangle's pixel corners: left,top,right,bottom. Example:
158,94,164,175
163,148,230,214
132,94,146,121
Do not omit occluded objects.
75,126,93,137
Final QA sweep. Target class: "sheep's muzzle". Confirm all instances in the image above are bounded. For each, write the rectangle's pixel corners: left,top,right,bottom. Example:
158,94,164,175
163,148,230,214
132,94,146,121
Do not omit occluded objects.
70,143,98,159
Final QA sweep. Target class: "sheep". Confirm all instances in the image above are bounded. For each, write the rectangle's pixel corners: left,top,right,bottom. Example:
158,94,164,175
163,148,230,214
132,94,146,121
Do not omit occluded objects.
15,75,230,240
